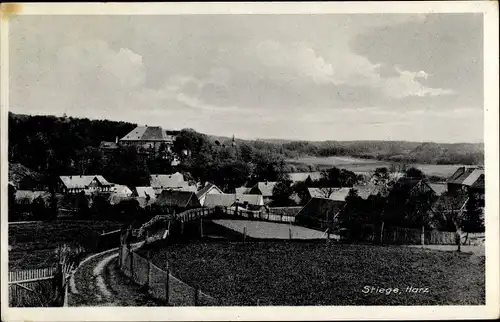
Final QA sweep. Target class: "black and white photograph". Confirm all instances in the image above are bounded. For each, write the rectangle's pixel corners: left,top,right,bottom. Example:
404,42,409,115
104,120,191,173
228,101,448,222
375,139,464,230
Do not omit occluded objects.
1,2,499,321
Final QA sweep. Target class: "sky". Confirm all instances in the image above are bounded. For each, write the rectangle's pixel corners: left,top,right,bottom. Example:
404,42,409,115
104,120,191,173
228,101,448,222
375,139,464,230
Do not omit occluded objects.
9,13,484,143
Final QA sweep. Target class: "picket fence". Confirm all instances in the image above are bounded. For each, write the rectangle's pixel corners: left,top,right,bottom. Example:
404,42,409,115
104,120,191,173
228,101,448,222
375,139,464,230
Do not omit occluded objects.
8,263,73,307
360,224,485,245
119,245,219,306
220,207,296,223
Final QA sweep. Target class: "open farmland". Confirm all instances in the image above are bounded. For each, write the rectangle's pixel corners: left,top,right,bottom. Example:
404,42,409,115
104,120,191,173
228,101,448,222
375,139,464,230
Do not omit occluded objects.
287,156,462,179
8,220,123,269
145,241,485,306
212,219,329,239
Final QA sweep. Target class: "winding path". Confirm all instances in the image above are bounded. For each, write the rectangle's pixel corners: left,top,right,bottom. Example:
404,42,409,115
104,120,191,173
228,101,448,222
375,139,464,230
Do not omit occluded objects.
68,243,162,306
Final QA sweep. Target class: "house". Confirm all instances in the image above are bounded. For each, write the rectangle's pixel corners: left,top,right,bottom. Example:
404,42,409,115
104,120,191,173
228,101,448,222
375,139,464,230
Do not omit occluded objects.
119,125,176,152
99,137,119,153
428,183,447,196
447,166,485,194
57,175,114,194
112,184,133,197
288,172,322,183
295,197,346,231
156,190,201,212
248,181,278,204
134,186,156,199
196,182,223,206
235,186,251,196
149,173,194,194
203,193,265,209
306,187,352,201
8,163,45,191
351,183,386,200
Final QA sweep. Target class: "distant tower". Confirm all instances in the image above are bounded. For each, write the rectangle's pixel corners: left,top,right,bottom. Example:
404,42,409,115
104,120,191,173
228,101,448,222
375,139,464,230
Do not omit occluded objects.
232,135,236,148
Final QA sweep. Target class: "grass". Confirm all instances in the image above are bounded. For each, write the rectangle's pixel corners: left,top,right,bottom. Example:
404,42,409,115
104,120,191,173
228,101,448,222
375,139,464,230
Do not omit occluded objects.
287,156,462,178
145,241,485,306
8,220,123,270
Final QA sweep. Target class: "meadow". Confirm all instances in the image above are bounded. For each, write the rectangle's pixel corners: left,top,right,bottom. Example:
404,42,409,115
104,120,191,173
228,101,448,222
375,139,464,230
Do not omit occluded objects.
287,156,462,179
8,220,123,269
146,241,485,306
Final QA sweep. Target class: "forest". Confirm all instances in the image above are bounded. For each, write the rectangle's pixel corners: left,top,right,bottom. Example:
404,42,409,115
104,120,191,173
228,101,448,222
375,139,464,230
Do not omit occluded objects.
8,112,483,191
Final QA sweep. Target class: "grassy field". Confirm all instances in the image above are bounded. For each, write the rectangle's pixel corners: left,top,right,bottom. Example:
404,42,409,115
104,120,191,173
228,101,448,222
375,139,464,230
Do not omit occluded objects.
8,220,123,269
287,156,462,178
212,219,329,239
145,241,485,306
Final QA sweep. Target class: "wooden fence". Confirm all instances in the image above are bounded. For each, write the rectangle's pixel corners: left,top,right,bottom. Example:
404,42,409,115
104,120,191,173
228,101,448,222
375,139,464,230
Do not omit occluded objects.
8,262,73,307
220,207,296,223
119,244,219,306
358,224,484,245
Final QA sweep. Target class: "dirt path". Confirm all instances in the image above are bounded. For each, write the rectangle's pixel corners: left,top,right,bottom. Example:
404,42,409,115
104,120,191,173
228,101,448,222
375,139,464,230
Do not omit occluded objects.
68,244,162,306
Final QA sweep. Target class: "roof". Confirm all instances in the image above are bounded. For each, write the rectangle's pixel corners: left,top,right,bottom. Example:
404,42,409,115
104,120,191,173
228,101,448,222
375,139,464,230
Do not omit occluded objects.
352,183,385,200
471,173,485,190
99,141,118,149
252,182,278,197
288,172,322,182
237,194,265,206
307,187,351,201
204,194,238,207
120,126,171,142
59,175,113,189
428,183,447,196
296,197,346,221
461,169,484,187
112,184,133,196
15,190,51,204
196,182,222,199
135,186,156,199
432,193,469,214
447,166,482,185
150,173,188,189
235,187,251,196
8,163,42,189
156,190,201,208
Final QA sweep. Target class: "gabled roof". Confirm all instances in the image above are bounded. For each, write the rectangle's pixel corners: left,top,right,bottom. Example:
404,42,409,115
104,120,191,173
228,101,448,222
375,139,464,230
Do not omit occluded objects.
120,126,170,142
428,183,447,196
59,175,113,189
288,172,322,182
156,190,201,208
135,186,156,199
204,193,238,208
15,190,51,204
251,182,278,197
235,187,251,196
237,194,264,206
296,197,346,221
150,173,188,189
99,141,118,149
462,169,484,187
447,166,482,185
196,182,223,199
352,183,385,200
307,187,351,201
112,184,133,196
470,174,485,190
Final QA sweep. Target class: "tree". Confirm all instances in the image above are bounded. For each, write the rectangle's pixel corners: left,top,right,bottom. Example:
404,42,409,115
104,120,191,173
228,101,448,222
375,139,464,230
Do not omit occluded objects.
31,196,48,220
404,167,425,179
434,191,469,252
271,180,294,206
8,184,19,222
463,191,485,235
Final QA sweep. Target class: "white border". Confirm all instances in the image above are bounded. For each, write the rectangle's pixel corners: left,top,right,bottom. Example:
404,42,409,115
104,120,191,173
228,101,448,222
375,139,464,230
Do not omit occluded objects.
1,2,499,321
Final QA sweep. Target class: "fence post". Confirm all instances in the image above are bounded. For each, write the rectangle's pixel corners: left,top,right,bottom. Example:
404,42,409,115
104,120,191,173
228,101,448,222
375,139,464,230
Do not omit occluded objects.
147,251,151,289
243,227,247,243
181,220,184,235
130,249,134,279
194,286,200,306
200,218,204,238
289,227,292,240
165,268,170,306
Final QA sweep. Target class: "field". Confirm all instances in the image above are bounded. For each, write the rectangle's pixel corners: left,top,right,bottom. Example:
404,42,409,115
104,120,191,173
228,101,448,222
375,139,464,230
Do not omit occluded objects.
8,220,123,269
212,219,329,239
287,156,462,178
146,241,485,306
